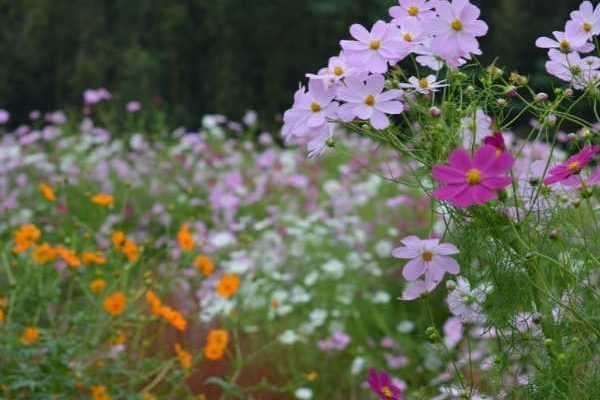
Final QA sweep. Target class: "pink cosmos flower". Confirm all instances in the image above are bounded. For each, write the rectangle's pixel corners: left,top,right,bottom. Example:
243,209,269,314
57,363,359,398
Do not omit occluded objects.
535,30,593,54
399,75,447,94
367,369,404,400
562,167,600,188
126,101,141,113
483,132,507,154
428,0,488,65
0,109,9,124
566,1,600,41
394,18,428,60
392,236,460,287
446,277,488,324
306,54,356,87
543,145,600,185
432,145,515,208
545,49,600,89
389,0,435,24
400,278,437,300
340,21,402,73
282,80,339,141
337,74,404,130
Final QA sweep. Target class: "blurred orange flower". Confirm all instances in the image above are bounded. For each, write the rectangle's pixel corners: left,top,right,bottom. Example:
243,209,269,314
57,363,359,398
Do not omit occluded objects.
91,385,112,400
13,224,41,253
82,251,107,266
56,246,81,268
31,243,57,264
20,327,40,345
103,292,126,316
91,193,114,207
177,224,195,252
174,343,193,369
194,255,215,277
90,279,107,294
216,274,240,299
39,183,56,202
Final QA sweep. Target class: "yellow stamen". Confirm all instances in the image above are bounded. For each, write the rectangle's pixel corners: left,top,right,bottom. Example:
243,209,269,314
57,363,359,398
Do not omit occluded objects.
559,40,571,53
451,19,463,31
333,66,344,76
407,6,419,17
583,22,593,32
370,40,381,50
403,33,413,42
418,78,430,89
310,102,321,113
422,251,433,262
381,386,394,399
568,161,581,172
365,95,375,106
466,168,482,185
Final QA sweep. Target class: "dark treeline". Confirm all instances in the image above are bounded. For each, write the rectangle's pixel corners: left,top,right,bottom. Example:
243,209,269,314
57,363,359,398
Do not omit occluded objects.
0,0,583,127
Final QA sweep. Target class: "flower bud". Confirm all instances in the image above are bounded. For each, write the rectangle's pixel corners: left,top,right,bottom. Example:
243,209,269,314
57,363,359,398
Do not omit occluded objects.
429,106,442,118
564,88,574,97
549,229,559,240
545,114,557,127
534,92,549,102
496,98,507,107
446,280,456,290
425,326,441,342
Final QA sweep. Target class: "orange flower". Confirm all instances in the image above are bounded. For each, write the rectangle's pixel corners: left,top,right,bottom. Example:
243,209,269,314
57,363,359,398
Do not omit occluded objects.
39,183,56,202
82,251,107,266
203,343,225,361
194,255,215,277
56,246,81,268
177,224,195,252
103,292,126,316
90,279,107,294
31,243,57,264
207,329,229,348
111,231,126,249
0,309,4,324
216,274,240,299
91,385,112,400
145,290,163,315
20,327,40,345
13,224,41,253
122,239,140,263
91,193,114,207
174,343,193,369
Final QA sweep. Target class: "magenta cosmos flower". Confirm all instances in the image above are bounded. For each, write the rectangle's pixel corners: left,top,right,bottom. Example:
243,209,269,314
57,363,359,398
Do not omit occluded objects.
340,21,401,73
432,145,515,208
429,0,488,63
544,145,600,185
337,74,404,130
392,236,460,286
367,369,404,400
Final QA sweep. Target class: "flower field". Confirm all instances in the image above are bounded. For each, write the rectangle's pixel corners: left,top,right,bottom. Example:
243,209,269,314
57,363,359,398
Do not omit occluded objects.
2,0,600,399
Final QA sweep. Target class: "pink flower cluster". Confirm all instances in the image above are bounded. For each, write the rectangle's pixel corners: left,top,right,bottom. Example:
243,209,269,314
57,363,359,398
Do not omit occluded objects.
283,0,488,156
537,1,600,89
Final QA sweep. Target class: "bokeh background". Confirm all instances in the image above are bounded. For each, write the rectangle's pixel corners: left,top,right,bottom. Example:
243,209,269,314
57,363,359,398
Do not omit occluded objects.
0,0,583,127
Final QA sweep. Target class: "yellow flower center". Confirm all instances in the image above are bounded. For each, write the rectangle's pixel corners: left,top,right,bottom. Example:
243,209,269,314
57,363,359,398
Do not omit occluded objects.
310,102,322,113
365,95,375,106
568,161,581,172
418,78,430,89
370,40,381,50
466,168,482,185
559,40,571,53
333,66,344,76
407,6,419,17
381,386,394,399
583,22,593,32
403,33,413,42
451,19,463,31
422,250,433,262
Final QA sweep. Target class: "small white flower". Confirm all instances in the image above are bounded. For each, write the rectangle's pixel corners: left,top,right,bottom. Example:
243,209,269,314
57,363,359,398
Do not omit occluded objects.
373,291,391,304
294,387,313,400
279,330,299,345
399,75,447,94
322,259,345,278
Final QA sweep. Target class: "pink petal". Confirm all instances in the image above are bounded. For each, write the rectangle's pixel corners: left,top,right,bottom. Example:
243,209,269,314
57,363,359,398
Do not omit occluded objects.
472,145,497,170
448,148,472,170
481,176,512,190
438,255,460,274
435,243,459,256
392,245,421,259
375,100,404,114
403,257,426,281
370,110,390,129
433,183,469,201
433,165,467,184
536,37,558,48
350,24,371,43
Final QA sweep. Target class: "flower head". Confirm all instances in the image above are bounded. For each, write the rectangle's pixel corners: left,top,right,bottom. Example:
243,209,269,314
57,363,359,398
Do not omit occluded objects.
544,145,600,185
306,54,356,87
39,183,56,202
103,292,126,316
399,75,447,94
216,274,240,298
389,0,435,24
432,145,515,208
566,1,600,41
194,255,215,277
392,236,460,289
20,327,40,345
367,368,404,400
337,74,404,130
536,30,594,54
340,21,402,73
91,193,114,207
174,343,192,370
177,224,195,252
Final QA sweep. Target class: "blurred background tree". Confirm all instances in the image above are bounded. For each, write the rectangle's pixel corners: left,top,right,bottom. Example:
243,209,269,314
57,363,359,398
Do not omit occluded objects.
0,0,583,127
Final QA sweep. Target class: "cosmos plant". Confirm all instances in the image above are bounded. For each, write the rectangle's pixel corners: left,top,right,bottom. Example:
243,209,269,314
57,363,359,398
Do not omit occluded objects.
285,0,600,398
